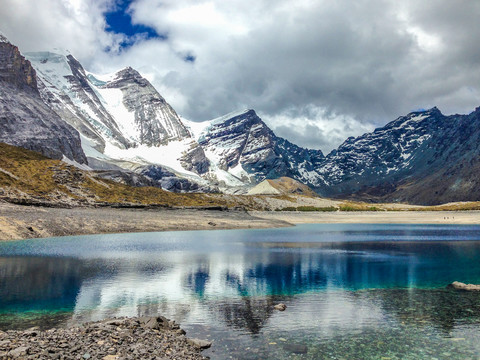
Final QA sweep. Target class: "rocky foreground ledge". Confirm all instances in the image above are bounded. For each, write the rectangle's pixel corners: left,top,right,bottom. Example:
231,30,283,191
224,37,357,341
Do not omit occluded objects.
0,316,211,359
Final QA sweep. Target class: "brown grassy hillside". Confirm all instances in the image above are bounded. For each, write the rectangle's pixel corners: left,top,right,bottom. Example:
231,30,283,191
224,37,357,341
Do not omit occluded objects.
0,142,232,208
267,177,318,197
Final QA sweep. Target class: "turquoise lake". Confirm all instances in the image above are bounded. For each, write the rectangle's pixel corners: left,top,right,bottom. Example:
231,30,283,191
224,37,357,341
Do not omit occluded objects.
2,223,480,359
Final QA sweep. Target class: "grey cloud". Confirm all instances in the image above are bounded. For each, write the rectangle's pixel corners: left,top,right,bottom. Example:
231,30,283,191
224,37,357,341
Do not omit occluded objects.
273,124,335,152
1,0,480,152
167,1,477,124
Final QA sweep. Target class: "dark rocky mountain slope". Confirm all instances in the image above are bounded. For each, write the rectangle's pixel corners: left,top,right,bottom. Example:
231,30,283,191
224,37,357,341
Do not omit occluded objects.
194,109,325,185
316,107,480,205
0,35,86,164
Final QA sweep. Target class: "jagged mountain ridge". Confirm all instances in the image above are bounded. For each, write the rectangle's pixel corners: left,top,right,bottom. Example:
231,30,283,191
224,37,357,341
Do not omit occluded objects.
25,48,215,190
316,109,441,193
26,51,193,150
330,107,480,205
2,33,480,204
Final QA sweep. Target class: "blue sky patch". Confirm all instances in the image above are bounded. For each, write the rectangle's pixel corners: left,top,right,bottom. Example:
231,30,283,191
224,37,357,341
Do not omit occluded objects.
105,0,165,44
184,54,196,63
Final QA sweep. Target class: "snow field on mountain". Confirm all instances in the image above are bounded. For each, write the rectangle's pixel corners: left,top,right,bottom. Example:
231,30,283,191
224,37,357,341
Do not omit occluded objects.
95,86,138,142
202,148,246,187
103,139,201,178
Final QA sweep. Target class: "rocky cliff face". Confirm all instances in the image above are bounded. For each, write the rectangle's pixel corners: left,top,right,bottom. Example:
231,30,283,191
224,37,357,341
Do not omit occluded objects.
0,37,86,164
138,165,217,192
0,34,37,92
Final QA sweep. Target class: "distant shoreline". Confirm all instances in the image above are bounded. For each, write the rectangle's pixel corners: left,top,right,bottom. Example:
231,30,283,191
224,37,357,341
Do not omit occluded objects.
1,202,480,241
252,210,480,225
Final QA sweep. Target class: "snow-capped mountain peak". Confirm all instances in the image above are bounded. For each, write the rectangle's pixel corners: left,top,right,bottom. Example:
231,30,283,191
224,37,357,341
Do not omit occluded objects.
184,109,252,142
192,109,325,186
5,34,480,203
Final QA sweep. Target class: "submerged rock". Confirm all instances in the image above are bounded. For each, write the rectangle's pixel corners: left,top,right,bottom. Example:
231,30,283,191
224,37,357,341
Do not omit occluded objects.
447,281,480,291
283,343,308,354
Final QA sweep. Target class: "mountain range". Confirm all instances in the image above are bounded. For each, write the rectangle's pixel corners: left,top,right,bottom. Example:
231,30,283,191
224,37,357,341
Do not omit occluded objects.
1,33,479,205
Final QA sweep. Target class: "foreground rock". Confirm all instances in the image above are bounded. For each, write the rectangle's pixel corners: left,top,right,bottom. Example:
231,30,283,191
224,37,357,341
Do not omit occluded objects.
0,316,209,359
447,281,480,291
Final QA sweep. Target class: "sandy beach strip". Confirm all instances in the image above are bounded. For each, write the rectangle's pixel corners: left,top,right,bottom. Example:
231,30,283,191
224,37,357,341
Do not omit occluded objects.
252,210,480,225
3,201,480,241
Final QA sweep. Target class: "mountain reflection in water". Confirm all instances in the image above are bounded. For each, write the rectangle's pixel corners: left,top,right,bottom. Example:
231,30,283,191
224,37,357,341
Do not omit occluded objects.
1,224,480,359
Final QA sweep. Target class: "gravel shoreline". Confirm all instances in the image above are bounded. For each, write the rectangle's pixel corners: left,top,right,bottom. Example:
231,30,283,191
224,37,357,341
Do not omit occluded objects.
0,202,292,241
0,316,211,359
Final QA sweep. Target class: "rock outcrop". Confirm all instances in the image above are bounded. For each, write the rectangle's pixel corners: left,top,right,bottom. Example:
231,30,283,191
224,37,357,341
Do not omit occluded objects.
0,37,86,164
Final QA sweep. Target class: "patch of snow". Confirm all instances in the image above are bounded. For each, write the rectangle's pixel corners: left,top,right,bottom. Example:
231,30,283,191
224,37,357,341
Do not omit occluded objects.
392,114,429,131
202,148,246,187
95,86,138,141
415,134,431,144
409,114,429,122
86,69,123,83
103,139,201,179
80,135,108,159
182,118,212,141
26,51,73,82
62,155,92,171
214,168,245,187
229,162,249,180
298,166,321,184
